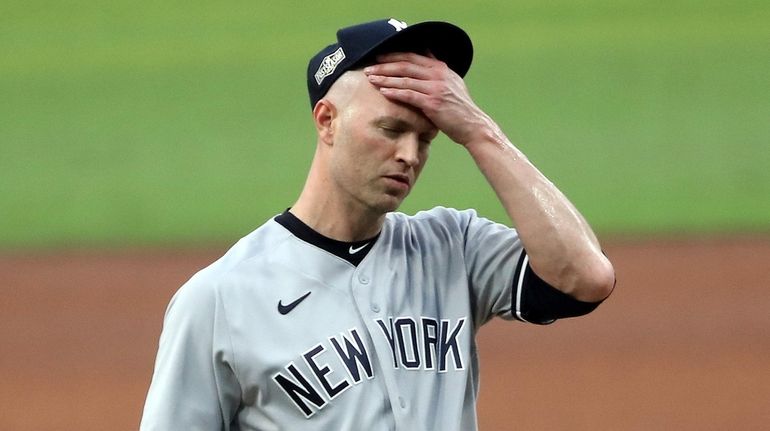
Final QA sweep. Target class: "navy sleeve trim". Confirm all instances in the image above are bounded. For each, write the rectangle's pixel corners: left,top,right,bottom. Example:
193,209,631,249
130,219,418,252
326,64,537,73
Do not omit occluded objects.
512,252,605,325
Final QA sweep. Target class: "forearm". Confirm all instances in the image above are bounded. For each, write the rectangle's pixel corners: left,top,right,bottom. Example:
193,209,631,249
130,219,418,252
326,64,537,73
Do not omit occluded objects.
363,52,614,301
464,120,614,302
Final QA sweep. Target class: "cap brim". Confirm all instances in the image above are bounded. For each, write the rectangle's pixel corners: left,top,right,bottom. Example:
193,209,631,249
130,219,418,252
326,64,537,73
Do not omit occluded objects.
358,21,473,77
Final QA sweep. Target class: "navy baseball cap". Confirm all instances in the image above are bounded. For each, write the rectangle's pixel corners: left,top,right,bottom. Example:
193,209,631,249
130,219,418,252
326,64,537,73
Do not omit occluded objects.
307,18,473,109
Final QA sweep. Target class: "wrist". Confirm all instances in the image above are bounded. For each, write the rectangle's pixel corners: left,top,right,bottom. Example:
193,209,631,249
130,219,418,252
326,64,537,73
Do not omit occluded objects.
462,119,508,151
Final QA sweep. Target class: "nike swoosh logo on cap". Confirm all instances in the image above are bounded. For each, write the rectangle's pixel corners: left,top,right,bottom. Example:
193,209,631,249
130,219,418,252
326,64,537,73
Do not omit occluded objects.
277,291,312,315
348,243,369,254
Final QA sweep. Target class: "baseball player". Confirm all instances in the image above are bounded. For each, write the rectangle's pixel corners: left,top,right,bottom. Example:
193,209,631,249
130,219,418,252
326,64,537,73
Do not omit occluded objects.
140,18,615,430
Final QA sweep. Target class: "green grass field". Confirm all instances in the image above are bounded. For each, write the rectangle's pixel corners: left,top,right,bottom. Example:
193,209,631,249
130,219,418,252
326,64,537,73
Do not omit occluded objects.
2,1,768,249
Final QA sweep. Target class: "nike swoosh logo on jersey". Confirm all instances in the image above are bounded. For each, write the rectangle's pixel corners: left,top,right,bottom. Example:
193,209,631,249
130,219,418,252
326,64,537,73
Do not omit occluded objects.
278,291,312,315
348,243,369,254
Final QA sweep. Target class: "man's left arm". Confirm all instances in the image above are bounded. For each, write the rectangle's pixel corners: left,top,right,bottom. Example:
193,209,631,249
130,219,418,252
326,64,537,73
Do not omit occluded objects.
365,52,615,303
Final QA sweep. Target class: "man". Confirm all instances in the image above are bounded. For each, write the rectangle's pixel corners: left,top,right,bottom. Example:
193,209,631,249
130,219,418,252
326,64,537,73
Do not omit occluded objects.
140,18,615,430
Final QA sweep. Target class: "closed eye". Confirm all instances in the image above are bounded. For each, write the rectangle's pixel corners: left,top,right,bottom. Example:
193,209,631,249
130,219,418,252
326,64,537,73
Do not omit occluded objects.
374,116,436,144
380,126,406,140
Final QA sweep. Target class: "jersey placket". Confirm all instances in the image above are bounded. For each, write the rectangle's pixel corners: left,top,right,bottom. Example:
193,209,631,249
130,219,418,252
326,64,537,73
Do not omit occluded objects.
350,254,417,429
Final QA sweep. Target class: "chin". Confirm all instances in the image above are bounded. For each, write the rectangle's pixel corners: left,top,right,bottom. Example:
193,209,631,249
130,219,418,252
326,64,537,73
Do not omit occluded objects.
370,195,405,214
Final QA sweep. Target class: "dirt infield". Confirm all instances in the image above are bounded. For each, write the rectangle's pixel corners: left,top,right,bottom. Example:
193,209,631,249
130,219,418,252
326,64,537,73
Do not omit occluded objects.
1,237,768,430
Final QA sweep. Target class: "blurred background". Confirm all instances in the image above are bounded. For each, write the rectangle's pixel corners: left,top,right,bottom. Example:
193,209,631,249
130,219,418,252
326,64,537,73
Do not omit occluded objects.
1,0,768,429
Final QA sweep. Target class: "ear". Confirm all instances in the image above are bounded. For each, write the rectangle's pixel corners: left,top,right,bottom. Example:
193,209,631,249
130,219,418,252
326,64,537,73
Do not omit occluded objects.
313,99,337,146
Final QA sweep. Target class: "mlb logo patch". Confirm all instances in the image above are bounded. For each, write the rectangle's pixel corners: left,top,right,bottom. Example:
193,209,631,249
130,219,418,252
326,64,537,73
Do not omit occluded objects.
315,47,346,85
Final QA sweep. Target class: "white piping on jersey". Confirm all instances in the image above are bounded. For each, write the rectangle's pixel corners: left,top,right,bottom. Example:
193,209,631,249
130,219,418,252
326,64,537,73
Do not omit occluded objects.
515,254,530,323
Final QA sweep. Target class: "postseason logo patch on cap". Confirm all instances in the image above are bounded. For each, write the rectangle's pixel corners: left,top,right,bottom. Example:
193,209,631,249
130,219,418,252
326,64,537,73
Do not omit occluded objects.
314,47,346,85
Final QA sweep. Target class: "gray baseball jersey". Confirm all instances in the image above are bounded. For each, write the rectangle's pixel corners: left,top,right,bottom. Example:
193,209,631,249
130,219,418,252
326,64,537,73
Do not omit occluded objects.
140,206,602,430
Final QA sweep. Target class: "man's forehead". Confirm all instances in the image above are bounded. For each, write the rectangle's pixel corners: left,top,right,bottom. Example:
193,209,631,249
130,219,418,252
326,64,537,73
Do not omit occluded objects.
328,70,435,131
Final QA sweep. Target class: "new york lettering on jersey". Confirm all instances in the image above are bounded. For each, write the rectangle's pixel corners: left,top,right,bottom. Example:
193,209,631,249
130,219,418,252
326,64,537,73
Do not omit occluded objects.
272,316,467,417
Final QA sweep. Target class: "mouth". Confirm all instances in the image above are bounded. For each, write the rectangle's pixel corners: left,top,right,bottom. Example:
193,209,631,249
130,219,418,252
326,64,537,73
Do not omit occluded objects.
383,173,411,189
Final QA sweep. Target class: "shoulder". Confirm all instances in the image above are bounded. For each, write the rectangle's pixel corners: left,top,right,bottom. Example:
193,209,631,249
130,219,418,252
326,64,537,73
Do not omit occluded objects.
169,216,293,308
385,207,519,252
201,216,294,276
384,206,483,242
388,206,479,227
387,206,489,231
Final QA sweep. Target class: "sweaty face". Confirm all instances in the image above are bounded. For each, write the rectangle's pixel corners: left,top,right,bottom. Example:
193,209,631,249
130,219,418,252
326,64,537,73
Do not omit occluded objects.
326,72,438,215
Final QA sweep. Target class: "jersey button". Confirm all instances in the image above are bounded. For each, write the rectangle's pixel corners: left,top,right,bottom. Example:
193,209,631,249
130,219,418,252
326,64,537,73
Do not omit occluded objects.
398,396,407,409
371,303,380,313
358,275,369,284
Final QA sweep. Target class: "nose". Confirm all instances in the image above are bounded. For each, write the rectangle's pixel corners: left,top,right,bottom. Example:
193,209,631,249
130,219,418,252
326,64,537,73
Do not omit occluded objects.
394,136,421,168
